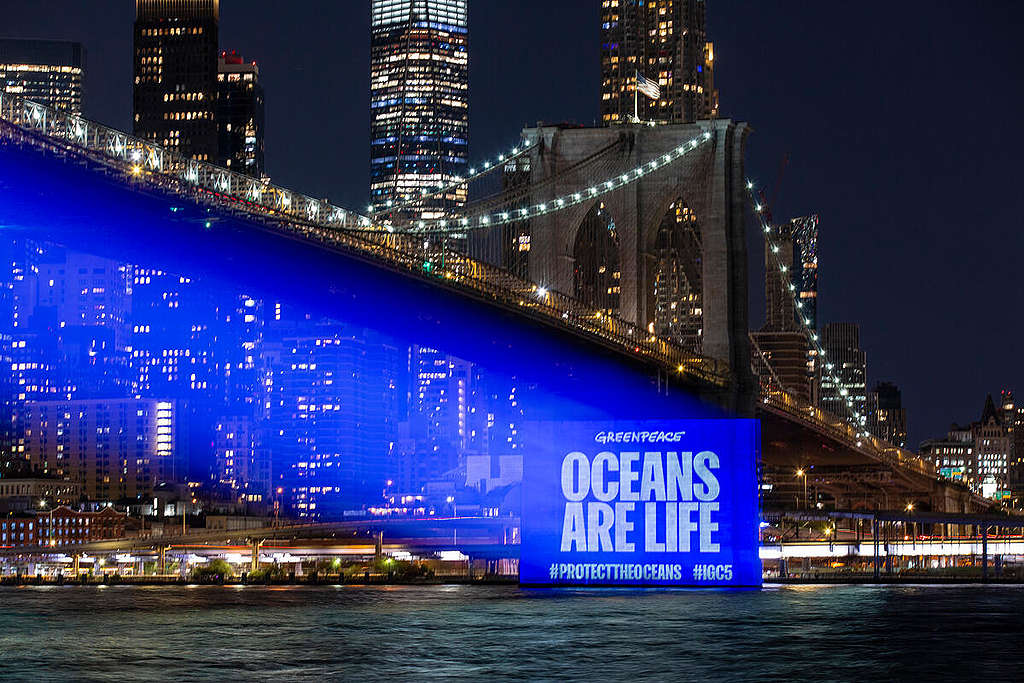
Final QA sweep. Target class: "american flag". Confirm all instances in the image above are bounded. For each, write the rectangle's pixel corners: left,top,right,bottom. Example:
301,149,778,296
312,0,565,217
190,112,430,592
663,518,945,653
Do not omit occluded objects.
636,73,661,100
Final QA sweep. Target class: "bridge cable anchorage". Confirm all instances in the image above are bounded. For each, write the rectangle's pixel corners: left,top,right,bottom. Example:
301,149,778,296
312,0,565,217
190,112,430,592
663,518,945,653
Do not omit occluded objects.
746,181,933,475
369,138,538,220
388,128,715,234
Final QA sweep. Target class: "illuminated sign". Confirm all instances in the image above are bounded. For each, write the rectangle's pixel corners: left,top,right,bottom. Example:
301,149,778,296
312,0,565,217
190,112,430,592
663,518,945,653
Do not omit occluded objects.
520,419,761,586
940,467,965,481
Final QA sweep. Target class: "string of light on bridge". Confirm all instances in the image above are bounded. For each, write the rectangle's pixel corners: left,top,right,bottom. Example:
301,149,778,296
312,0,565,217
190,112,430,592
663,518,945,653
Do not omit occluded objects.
390,129,715,234
747,181,871,445
369,138,536,219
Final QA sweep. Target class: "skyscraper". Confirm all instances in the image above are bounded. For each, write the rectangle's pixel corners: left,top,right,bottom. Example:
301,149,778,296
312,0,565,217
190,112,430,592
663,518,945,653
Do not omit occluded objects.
820,323,867,424
216,50,264,177
600,0,718,124
133,0,220,161
750,221,813,402
370,0,469,221
791,215,819,330
0,39,85,114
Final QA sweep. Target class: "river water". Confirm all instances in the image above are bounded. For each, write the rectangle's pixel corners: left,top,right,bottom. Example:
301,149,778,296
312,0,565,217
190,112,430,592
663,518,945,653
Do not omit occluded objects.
0,584,1021,680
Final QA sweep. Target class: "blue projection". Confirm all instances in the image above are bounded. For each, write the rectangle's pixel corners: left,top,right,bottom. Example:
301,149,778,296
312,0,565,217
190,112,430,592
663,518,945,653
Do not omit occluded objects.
0,142,750,583
520,420,761,586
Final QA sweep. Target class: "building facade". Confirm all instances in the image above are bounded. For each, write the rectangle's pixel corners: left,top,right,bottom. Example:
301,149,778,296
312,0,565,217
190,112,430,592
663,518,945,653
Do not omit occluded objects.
921,425,974,486
923,395,1013,498
266,332,400,519
600,0,718,124
213,413,270,503
0,477,81,513
216,50,264,177
370,0,469,221
1,505,126,548
0,38,85,114
133,0,220,161
22,398,180,502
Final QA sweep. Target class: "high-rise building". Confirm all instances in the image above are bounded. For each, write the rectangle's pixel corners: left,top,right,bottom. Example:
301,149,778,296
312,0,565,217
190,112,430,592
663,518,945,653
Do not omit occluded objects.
791,215,819,330
216,50,264,177
22,398,181,502
370,0,469,221
600,0,718,124
652,200,703,352
0,39,85,114
868,381,907,447
1001,390,1024,499
820,323,867,425
750,221,814,402
213,414,270,503
133,0,220,161
267,331,400,519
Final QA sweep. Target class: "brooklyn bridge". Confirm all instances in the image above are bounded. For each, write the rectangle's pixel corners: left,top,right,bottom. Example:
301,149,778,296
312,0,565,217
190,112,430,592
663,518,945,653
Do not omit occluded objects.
0,94,998,575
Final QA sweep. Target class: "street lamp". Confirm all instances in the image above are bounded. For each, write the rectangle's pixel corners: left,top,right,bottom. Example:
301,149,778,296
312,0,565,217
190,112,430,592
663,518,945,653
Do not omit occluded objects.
796,469,807,510
39,500,55,547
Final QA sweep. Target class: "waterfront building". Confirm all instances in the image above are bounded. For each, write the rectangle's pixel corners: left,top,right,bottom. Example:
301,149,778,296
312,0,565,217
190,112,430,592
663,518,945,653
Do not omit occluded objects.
216,50,264,177
600,0,718,124
0,477,81,513
21,398,181,502
820,323,867,425
868,381,907,448
370,0,469,221
0,505,126,548
0,38,85,114
133,0,220,160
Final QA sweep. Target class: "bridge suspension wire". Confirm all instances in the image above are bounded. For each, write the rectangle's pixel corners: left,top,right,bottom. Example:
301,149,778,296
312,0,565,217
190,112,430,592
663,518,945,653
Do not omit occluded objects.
746,180,874,444
454,136,627,221
369,137,537,219
388,129,715,234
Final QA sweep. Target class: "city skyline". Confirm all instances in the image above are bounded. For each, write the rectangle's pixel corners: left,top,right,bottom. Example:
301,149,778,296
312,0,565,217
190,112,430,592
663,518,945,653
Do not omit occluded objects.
8,6,1024,662
1,0,1022,447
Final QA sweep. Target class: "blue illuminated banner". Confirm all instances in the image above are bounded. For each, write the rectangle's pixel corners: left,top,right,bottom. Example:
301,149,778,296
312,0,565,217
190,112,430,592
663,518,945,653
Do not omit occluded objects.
521,419,761,586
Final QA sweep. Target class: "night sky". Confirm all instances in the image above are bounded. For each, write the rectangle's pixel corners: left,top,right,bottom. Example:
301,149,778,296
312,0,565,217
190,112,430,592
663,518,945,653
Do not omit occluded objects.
5,1,1023,445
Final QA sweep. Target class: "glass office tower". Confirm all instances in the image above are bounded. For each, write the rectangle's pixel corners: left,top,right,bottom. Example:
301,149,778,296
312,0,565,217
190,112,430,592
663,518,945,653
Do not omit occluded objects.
370,0,468,222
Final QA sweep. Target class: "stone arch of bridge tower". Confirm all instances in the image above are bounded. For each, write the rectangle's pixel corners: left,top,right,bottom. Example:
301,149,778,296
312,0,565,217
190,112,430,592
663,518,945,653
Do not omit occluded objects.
637,174,710,336
569,199,623,314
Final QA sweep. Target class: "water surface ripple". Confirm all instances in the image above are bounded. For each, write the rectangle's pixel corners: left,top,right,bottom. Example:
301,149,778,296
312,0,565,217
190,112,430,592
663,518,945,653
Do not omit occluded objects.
1,584,1021,681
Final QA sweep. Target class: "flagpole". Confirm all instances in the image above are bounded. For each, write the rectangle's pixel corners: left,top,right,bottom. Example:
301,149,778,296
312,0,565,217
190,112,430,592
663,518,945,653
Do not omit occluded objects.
634,69,639,123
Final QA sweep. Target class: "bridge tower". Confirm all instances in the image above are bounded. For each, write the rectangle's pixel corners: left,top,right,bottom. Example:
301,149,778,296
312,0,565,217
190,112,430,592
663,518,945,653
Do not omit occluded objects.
521,120,752,409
